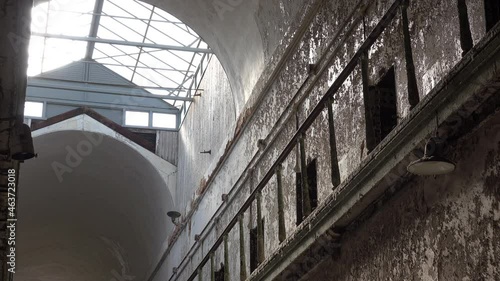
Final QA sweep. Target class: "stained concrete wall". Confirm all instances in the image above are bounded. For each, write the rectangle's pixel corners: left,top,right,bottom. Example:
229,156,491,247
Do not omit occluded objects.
306,109,500,281
176,57,237,216
157,130,179,165
155,0,496,280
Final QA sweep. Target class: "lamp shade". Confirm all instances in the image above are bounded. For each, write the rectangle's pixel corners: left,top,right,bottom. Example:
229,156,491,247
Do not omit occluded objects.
167,211,181,219
407,138,455,176
407,155,456,175
11,123,36,161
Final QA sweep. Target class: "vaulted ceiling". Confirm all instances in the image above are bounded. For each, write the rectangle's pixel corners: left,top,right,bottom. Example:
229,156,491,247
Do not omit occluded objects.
16,131,174,281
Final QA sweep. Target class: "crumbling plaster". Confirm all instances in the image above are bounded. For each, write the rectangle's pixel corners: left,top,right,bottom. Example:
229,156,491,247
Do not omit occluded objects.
158,0,495,280
306,109,500,281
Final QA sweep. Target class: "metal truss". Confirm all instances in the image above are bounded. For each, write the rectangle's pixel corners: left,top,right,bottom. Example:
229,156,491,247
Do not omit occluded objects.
30,0,213,123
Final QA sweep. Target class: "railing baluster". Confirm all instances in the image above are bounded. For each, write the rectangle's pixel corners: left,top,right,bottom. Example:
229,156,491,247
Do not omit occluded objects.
457,0,473,55
256,191,265,265
210,253,215,281
401,0,420,109
224,234,230,281
198,268,202,281
276,164,286,242
327,99,341,188
361,51,376,153
299,134,311,218
238,215,247,280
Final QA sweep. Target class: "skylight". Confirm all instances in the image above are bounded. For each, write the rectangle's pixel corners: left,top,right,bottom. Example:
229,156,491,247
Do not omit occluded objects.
28,0,212,122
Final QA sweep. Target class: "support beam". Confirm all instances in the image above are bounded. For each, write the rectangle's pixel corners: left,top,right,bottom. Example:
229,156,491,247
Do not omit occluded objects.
0,2,32,280
31,32,213,53
85,0,105,59
27,81,194,102
28,77,192,92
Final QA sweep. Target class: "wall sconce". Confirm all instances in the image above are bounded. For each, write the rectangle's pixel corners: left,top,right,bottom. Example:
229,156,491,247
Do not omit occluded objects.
407,138,455,176
11,121,36,161
167,211,181,226
200,150,211,155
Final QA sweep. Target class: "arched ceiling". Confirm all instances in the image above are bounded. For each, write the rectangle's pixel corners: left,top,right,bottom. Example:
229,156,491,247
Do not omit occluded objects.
16,131,174,281
32,0,305,114
140,0,305,110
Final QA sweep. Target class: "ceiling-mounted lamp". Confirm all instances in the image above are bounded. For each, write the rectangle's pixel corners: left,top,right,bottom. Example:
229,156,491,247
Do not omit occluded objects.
10,121,36,161
407,137,455,176
167,211,181,226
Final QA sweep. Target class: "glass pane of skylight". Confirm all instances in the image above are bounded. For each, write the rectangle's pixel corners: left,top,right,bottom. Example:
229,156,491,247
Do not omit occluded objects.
29,0,212,120
125,111,149,127
152,113,176,129
41,39,87,73
25,102,44,118
28,0,94,76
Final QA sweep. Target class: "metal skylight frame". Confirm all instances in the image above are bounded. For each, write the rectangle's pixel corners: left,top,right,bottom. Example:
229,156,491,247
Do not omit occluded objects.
29,0,212,119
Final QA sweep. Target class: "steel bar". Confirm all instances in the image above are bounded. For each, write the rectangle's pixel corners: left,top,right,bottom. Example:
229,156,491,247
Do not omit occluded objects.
27,81,193,101
85,0,105,59
31,32,213,53
28,77,190,92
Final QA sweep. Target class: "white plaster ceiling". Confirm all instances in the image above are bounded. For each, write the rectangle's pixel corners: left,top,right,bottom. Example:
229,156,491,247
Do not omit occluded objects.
15,131,174,281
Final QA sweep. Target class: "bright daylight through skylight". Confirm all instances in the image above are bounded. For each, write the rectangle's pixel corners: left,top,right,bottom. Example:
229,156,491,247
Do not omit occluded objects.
27,0,212,126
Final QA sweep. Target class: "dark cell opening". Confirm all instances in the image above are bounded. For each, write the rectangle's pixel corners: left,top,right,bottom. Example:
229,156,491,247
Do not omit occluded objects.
296,159,318,225
485,0,500,31
250,226,258,272
214,263,225,281
366,67,398,152
307,159,318,211
249,218,264,272
296,172,303,225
